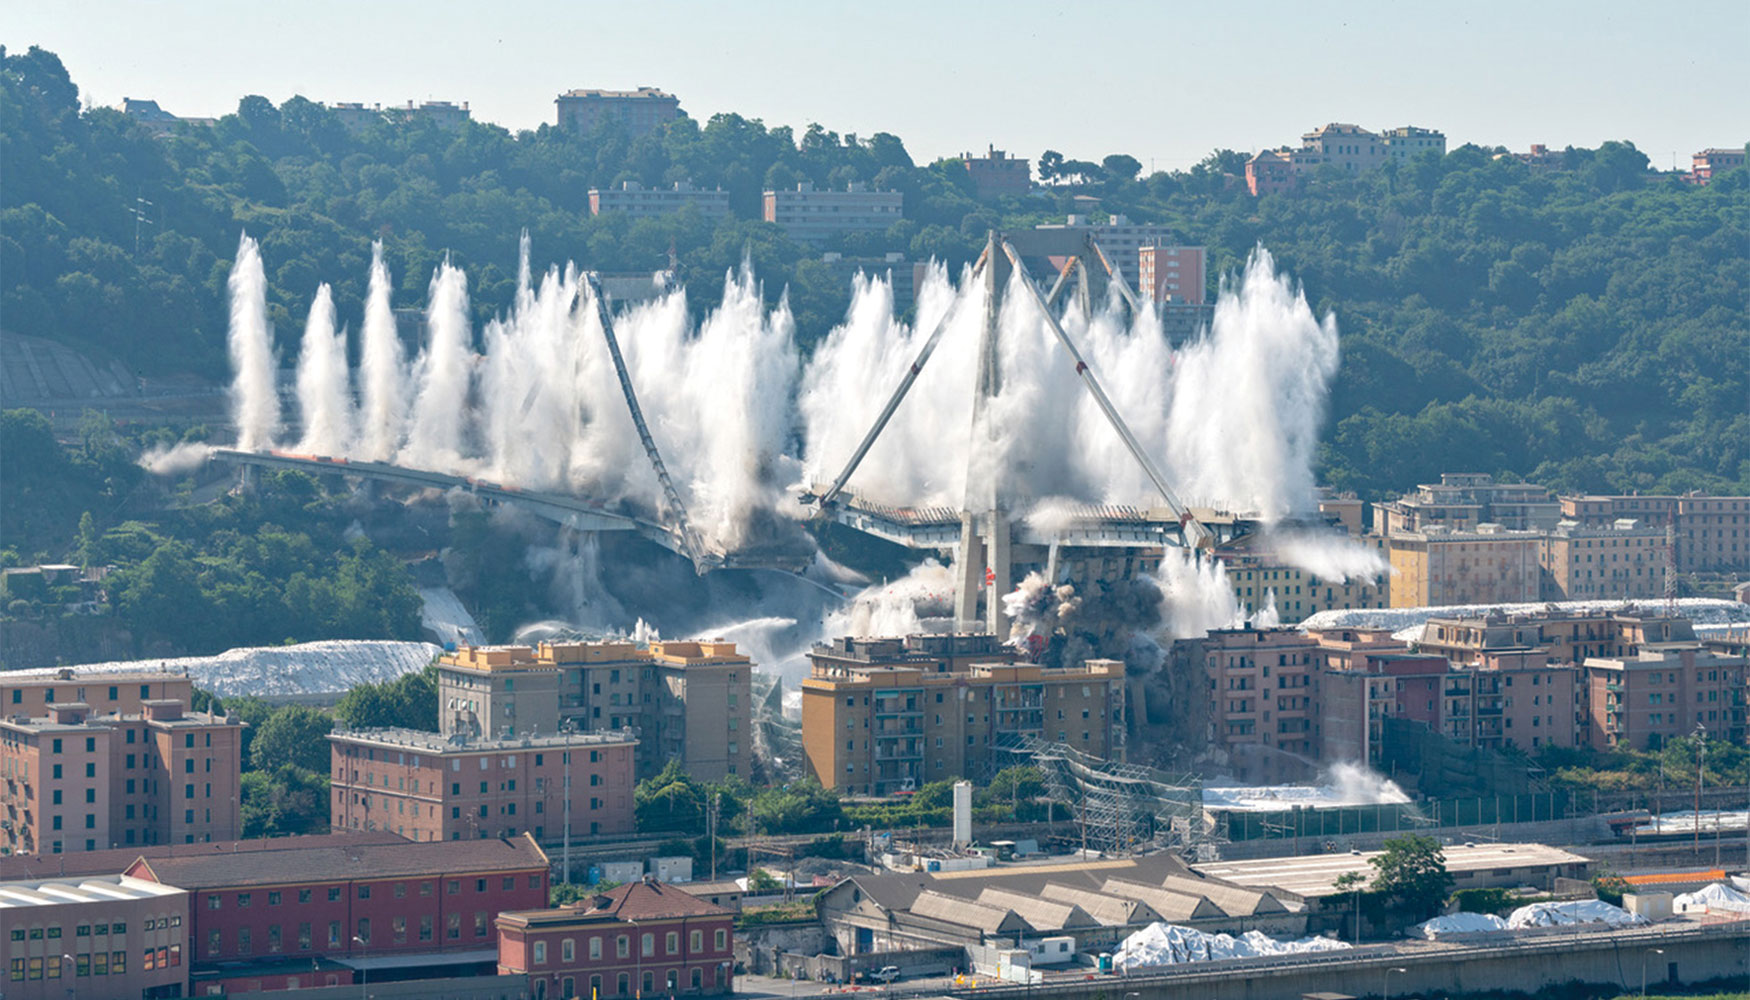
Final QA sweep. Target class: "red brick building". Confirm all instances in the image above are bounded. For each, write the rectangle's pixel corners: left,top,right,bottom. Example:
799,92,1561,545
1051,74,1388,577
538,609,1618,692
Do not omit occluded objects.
960,146,1031,198
328,726,637,843
1689,147,1746,185
124,834,549,994
498,879,734,1000
1137,245,1206,305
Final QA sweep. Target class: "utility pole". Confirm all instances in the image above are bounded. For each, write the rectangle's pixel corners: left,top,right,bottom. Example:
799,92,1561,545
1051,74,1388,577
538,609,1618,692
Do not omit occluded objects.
562,719,576,887
1694,723,1706,856
129,194,155,257
707,793,721,881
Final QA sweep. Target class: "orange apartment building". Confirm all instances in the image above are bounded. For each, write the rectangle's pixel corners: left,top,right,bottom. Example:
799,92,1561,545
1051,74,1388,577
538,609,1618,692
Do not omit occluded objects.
328,726,637,842
1561,493,1750,573
801,635,1123,795
0,700,243,856
1537,520,1667,601
1387,526,1543,607
1,667,193,717
437,640,753,781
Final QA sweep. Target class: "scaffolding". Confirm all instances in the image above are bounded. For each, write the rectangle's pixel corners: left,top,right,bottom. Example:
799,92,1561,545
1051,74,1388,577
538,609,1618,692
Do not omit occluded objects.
996,734,1207,857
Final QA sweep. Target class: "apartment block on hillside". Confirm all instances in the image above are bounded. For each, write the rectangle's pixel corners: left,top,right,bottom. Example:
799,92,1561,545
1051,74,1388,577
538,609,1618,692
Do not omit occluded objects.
0,700,243,856
800,635,1122,794
436,640,752,780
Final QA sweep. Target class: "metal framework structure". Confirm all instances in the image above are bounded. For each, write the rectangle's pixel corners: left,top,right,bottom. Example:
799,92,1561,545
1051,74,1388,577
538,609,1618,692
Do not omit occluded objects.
996,733,1207,857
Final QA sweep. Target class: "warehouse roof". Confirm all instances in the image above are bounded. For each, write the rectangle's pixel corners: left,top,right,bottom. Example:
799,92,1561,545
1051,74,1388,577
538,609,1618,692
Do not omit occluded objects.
128,834,547,890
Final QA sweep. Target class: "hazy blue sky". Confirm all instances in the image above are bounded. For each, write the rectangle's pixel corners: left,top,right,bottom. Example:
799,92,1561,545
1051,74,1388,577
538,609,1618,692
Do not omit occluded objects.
9,0,1745,171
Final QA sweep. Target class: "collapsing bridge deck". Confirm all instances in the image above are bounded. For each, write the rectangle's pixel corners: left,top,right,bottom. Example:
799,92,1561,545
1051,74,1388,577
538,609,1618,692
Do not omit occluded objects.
819,489,1255,552
208,449,814,574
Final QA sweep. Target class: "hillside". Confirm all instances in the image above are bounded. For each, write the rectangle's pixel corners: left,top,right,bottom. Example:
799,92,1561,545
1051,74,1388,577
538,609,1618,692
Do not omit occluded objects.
2,44,1745,501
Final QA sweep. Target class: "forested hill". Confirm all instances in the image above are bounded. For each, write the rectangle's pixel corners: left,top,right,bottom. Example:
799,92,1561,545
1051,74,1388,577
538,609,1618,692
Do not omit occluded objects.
2,44,1745,500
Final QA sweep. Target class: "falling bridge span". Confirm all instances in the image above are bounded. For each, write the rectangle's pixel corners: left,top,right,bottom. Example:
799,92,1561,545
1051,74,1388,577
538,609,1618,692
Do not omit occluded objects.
208,449,812,575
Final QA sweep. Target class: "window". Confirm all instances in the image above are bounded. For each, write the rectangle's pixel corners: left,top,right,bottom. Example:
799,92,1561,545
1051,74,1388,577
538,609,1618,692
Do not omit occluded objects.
642,932,655,957
690,929,703,952
715,928,727,950
533,941,547,964
328,887,342,902
617,935,630,959
298,889,311,903
268,924,282,953
238,892,251,908
298,922,312,950
269,891,281,905
238,927,251,954
358,885,371,900
448,914,462,940
207,929,222,956
589,936,601,959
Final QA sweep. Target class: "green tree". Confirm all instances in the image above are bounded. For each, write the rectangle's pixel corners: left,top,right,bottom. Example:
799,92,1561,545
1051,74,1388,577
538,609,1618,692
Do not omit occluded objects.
249,704,334,772
1333,870,1368,943
240,765,330,837
635,760,711,834
1368,834,1454,921
746,780,843,835
331,664,438,731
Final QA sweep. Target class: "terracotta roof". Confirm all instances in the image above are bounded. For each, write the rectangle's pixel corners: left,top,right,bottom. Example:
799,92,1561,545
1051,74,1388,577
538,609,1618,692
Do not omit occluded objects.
502,879,731,927
129,834,547,890
0,831,404,882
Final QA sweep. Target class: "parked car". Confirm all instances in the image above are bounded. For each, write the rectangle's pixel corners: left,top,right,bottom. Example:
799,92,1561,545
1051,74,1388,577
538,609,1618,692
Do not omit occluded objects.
871,966,901,983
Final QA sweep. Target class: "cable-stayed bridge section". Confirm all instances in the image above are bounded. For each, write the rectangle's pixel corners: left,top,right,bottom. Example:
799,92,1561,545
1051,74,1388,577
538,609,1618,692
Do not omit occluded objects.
800,231,1262,634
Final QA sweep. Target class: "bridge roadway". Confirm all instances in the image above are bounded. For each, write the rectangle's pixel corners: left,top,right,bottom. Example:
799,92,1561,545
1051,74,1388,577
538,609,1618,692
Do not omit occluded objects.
818,488,1258,553
211,448,814,576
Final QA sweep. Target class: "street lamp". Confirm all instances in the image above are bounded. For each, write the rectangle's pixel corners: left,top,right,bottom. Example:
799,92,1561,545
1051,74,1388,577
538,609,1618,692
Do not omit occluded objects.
1384,965,1408,1000
561,719,577,887
352,934,369,999
62,953,74,1000
1642,947,1665,996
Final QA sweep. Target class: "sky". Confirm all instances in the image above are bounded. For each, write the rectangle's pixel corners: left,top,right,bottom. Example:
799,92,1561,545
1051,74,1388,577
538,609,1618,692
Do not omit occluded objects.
7,0,1746,173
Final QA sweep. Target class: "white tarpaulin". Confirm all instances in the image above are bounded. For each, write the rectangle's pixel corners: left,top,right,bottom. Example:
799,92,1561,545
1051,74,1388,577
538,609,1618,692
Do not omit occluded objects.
33,640,440,699
1413,912,1510,938
1112,923,1350,970
1507,900,1647,929
1676,882,1750,914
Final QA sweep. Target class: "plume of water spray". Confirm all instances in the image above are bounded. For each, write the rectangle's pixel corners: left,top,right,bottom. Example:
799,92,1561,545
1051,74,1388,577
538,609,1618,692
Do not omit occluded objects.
798,264,979,507
139,441,213,476
1156,550,1245,639
1268,527,1387,583
1164,247,1340,520
226,233,279,451
399,259,475,471
356,242,408,461
294,284,353,455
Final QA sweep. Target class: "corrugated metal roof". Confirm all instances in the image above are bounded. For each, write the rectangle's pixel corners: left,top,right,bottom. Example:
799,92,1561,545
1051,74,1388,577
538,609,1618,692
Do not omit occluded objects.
975,888,1099,932
0,874,182,909
1097,878,1227,921
910,890,1030,935
1037,883,1160,926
